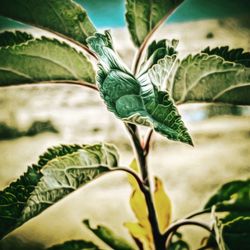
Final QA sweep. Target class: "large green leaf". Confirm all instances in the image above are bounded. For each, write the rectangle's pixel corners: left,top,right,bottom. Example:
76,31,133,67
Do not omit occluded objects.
204,180,250,250
47,240,100,250
0,31,33,47
221,216,250,250
0,0,96,45
0,35,95,86
0,143,119,239
211,212,250,250
125,0,183,47
87,31,192,145
0,144,83,238
170,53,250,105
83,220,135,250
204,179,250,212
202,46,250,67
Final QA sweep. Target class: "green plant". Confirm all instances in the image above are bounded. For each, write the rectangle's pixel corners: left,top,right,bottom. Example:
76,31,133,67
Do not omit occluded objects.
0,0,249,249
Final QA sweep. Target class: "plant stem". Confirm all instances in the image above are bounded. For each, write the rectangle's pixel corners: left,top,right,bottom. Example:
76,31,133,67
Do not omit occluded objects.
111,167,146,194
125,123,149,186
143,128,154,157
127,7,184,245
185,208,211,220
164,219,212,245
125,123,165,250
3,80,99,91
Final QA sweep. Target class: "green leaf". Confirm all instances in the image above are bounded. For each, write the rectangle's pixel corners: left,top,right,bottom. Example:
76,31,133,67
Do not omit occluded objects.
125,0,183,47
0,165,42,239
204,179,250,212
0,144,83,238
47,240,100,250
140,39,178,77
83,220,135,250
202,46,250,67
0,31,33,47
205,180,250,250
211,212,250,250
170,53,250,105
0,36,95,86
87,31,192,145
221,216,250,250
148,54,177,89
0,143,119,239
0,0,96,45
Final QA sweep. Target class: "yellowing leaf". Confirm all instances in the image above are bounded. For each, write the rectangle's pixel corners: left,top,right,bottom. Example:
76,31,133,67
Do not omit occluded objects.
130,158,140,173
125,159,154,249
124,222,152,250
153,177,172,234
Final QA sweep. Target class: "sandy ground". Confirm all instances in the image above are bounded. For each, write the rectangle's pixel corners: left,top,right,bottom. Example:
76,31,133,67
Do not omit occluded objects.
0,18,250,249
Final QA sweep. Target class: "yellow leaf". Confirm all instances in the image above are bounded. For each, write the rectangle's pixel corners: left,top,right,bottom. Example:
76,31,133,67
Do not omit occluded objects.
125,159,154,249
153,177,172,234
130,158,140,173
124,222,152,250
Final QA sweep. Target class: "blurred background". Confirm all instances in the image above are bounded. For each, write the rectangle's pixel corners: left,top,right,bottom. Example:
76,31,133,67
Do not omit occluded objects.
0,0,250,249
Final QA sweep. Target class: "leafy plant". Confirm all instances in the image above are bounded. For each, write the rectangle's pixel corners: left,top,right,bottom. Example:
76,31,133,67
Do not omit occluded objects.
0,0,249,249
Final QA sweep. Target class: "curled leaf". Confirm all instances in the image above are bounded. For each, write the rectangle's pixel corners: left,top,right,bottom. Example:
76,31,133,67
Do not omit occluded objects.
87,31,192,145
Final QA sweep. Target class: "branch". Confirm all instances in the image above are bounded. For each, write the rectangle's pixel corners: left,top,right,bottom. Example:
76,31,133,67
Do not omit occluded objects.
164,219,212,241
125,123,150,186
110,167,146,194
185,208,211,220
1,80,99,91
143,128,154,157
